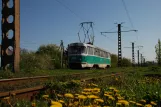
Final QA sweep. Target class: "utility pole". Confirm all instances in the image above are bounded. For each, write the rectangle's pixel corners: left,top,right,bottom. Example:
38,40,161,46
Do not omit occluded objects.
159,40,161,66
124,42,135,67
140,54,142,67
137,50,140,67
117,24,122,67
60,40,64,68
1,0,20,72
101,23,137,67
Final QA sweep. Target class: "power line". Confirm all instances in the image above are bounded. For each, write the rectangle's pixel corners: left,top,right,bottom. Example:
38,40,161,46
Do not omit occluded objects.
54,0,85,21
121,0,134,29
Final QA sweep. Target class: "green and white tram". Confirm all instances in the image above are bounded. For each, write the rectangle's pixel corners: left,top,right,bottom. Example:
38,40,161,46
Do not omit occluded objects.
67,42,111,69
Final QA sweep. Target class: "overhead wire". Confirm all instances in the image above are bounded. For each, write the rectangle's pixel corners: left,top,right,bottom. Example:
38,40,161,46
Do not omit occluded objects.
121,0,139,41
54,0,85,21
121,0,134,29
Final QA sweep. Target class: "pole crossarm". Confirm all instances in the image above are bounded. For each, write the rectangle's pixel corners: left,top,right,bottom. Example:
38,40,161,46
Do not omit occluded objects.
101,30,137,34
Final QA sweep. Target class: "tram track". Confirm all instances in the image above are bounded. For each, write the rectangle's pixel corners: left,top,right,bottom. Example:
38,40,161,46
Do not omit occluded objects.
0,70,119,93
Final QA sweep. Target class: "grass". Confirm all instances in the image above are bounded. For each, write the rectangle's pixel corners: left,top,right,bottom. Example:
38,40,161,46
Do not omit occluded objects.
1,67,161,106
0,67,134,79
1,69,161,106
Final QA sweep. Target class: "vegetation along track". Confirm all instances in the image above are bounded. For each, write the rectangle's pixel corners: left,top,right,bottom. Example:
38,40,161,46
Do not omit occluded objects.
0,70,118,92
0,72,123,99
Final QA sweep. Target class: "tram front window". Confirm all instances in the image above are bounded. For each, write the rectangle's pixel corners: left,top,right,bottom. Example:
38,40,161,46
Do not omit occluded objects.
68,46,86,54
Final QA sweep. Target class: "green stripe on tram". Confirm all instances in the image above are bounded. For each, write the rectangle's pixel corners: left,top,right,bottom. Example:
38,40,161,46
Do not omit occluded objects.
69,55,111,65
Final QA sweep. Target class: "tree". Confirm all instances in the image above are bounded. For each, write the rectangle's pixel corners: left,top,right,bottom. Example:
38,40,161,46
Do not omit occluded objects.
155,39,161,66
36,44,61,68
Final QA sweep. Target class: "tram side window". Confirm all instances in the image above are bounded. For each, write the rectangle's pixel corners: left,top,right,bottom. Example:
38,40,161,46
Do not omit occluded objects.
97,49,100,56
87,46,93,55
108,53,110,58
94,48,98,56
103,51,105,57
105,52,108,58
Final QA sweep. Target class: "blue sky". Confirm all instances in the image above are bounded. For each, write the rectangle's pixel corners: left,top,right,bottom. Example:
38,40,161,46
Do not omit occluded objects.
1,0,161,62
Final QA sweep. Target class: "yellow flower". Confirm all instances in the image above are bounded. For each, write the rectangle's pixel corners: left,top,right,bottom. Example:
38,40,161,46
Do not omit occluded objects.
116,103,122,106
117,97,124,100
95,99,104,103
87,95,99,99
58,100,64,103
140,99,146,104
31,102,36,107
64,93,74,98
135,103,143,106
83,88,92,92
114,89,119,93
50,105,62,107
82,92,91,95
118,100,129,106
144,104,152,107
104,91,113,95
91,83,98,87
108,96,115,100
57,94,63,97
51,101,62,107
129,101,136,104
150,101,157,105
42,95,49,99
104,94,112,97
74,101,79,105
78,95,87,99
109,87,115,90
115,78,118,81
93,88,100,92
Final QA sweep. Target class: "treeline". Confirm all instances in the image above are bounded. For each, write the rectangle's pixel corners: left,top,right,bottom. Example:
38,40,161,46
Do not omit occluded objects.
20,44,132,72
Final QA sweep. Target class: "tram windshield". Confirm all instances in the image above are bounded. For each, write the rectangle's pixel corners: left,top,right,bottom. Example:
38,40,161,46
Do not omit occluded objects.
68,46,86,54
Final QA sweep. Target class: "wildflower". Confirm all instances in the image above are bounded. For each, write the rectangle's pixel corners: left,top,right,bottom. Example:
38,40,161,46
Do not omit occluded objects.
115,78,118,81
64,93,74,98
78,95,87,99
150,101,157,106
83,88,92,92
129,101,136,104
135,103,143,107
87,95,99,99
139,99,146,104
93,88,100,92
74,101,79,106
31,102,36,107
51,100,62,107
104,94,112,97
91,83,98,87
114,89,119,93
109,87,115,90
57,94,63,97
108,96,115,100
104,91,113,95
82,92,91,95
42,95,49,99
95,99,104,103
144,104,152,107
58,100,64,103
118,100,129,106
117,97,124,100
